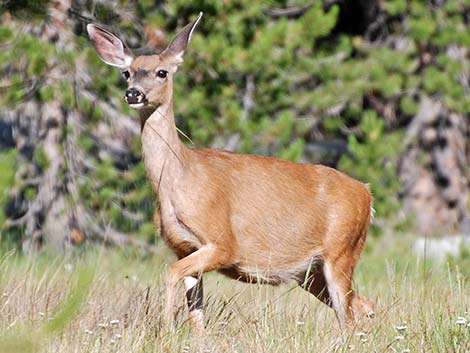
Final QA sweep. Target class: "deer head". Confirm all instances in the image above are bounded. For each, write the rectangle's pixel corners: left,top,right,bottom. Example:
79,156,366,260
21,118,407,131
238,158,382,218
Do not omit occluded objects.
87,13,202,110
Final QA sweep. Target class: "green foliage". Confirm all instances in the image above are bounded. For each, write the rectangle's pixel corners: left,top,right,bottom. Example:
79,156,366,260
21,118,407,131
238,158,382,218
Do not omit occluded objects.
0,150,18,226
383,0,407,15
278,138,304,161
0,25,73,107
400,96,418,116
339,111,404,231
0,0,52,20
3,0,470,242
409,15,436,41
33,146,49,170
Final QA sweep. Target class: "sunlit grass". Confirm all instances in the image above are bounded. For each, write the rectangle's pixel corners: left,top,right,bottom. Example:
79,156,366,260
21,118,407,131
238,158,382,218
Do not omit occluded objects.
0,236,469,352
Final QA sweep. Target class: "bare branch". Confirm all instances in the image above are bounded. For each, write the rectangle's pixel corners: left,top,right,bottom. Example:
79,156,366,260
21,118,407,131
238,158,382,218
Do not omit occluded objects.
74,203,158,254
263,4,313,19
78,90,140,135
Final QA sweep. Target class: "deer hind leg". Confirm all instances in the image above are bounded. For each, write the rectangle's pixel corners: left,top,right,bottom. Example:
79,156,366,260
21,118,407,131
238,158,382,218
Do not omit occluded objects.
299,262,374,328
300,229,374,327
351,293,375,321
298,261,356,328
322,258,355,329
323,236,375,327
183,275,205,334
164,244,227,327
349,228,375,322
298,265,331,306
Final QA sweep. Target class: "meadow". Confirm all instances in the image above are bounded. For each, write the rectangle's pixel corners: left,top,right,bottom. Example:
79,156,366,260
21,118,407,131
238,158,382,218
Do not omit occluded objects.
0,235,469,353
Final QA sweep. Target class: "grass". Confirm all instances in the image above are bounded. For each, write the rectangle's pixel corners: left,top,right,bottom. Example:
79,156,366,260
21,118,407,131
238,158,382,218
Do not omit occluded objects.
0,236,469,353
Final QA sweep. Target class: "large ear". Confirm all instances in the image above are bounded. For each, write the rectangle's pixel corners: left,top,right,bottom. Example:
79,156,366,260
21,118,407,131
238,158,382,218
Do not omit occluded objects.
163,12,203,64
87,24,133,68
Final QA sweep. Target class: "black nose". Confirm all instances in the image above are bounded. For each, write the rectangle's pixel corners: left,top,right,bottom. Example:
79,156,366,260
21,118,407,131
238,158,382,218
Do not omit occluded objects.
125,88,145,104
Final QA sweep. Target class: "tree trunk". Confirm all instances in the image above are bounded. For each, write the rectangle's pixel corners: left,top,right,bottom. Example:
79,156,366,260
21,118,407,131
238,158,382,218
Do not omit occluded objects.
3,0,155,253
399,97,470,236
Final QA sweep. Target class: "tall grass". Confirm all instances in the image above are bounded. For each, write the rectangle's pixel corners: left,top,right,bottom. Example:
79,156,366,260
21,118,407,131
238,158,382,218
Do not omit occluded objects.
0,237,469,352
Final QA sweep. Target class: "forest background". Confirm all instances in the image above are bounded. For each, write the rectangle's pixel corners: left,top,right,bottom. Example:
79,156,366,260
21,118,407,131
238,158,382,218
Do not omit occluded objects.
1,0,469,250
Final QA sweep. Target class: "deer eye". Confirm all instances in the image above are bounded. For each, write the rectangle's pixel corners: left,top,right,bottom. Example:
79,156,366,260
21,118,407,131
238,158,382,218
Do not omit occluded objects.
122,70,130,80
156,69,168,79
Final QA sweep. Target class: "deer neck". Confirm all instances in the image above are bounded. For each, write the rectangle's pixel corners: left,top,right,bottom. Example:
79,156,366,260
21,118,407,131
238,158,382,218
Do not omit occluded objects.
140,102,188,196
139,107,155,131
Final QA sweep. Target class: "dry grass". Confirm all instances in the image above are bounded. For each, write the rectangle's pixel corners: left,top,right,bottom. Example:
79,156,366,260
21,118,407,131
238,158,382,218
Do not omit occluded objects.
0,236,469,353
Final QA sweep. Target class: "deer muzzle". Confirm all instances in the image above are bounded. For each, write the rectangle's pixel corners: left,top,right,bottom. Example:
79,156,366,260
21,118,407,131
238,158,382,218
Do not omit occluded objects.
125,87,146,107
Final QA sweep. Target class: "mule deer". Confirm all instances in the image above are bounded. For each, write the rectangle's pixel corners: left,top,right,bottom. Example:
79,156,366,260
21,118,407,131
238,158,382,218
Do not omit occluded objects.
87,13,375,332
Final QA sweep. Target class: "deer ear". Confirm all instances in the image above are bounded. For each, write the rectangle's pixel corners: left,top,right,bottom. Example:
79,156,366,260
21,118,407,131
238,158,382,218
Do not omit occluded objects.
163,12,202,65
87,24,133,68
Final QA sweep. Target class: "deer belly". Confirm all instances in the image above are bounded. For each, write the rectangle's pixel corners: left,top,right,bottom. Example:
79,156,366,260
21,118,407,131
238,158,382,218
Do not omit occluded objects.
218,265,286,285
220,255,321,285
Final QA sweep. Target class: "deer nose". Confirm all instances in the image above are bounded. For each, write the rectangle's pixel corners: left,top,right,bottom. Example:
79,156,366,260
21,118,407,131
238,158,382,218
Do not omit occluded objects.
125,88,145,105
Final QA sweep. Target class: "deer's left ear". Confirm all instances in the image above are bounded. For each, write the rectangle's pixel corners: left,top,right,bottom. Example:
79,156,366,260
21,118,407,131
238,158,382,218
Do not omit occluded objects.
162,12,203,65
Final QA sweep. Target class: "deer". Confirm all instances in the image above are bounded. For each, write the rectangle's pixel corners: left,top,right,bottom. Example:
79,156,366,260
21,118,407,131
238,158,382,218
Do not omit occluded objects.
87,12,375,333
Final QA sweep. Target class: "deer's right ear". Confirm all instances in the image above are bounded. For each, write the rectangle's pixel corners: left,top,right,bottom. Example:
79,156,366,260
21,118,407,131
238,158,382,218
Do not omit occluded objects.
87,24,133,68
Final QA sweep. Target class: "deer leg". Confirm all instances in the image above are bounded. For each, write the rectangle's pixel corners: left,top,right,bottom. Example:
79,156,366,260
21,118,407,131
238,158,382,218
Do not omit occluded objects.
322,259,355,329
164,244,226,325
299,265,375,326
183,275,205,333
298,265,332,306
351,293,375,321
349,227,375,322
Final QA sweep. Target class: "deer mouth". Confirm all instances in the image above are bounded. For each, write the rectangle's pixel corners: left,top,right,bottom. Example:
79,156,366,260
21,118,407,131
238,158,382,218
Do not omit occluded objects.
125,87,147,108
127,96,149,109
128,101,147,109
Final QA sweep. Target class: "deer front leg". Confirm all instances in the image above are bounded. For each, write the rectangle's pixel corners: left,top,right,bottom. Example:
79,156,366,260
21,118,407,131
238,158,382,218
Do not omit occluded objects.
184,275,205,333
164,244,228,329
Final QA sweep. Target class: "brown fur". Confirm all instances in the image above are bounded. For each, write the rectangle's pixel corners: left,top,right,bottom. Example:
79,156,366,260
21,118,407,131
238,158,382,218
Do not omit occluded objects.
88,14,375,332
